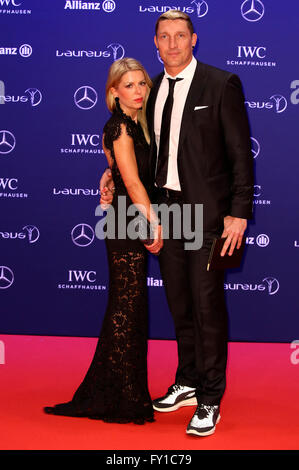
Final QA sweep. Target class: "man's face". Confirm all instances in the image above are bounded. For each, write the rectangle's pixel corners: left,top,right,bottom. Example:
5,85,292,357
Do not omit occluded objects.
154,19,197,73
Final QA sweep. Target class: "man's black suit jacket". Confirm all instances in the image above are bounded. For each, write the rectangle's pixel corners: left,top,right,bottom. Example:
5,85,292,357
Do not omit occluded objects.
146,60,254,232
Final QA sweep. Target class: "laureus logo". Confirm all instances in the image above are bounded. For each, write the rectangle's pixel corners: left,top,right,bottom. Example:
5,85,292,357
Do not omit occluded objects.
251,137,260,159
107,43,125,61
269,95,288,114
157,49,163,64
191,0,208,17
262,277,280,295
224,277,280,295
245,95,288,114
23,225,40,243
24,88,42,106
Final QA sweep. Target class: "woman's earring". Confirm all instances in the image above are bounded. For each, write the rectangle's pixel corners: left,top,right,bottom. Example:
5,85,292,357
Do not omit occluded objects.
115,96,120,111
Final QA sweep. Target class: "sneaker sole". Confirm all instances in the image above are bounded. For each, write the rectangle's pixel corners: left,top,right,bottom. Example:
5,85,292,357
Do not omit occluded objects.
186,415,221,436
153,397,197,412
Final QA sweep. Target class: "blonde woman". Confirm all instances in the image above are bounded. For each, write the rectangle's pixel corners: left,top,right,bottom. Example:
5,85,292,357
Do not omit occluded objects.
44,58,162,424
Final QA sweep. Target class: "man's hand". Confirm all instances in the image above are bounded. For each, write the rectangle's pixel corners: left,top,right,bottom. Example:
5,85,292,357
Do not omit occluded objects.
99,168,115,209
221,216,247,256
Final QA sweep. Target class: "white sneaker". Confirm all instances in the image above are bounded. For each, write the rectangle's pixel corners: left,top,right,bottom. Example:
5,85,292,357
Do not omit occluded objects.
186,404,220,436
152,384,197,412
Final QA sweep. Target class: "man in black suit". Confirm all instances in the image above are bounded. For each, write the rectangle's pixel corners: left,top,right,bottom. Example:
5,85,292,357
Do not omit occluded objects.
101,10,253,436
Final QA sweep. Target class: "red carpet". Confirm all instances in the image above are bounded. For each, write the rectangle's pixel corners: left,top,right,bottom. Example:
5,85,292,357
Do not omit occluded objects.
0,335,298,450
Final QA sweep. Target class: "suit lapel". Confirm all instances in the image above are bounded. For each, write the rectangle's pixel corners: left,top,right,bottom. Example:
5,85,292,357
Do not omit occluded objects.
148,73,164,139
178,61,208,156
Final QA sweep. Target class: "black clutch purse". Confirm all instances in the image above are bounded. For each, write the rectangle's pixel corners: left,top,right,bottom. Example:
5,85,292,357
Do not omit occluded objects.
207,237,246,271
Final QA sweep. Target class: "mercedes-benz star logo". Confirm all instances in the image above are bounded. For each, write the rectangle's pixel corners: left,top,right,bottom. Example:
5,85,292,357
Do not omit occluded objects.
241,0,265,22
0,266,14,289
191,0,209,18
251,137,260,159
71,223,95,247
0,130,16,155
107,43,125,61
74,86,98,110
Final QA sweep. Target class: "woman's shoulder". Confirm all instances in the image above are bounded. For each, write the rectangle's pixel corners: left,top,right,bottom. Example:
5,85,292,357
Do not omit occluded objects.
104,111,124,130
103,111,136,144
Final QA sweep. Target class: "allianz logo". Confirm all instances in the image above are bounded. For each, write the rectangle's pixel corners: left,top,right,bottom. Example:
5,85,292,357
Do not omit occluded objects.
0,44,32,57
64,1,116,11
65,1,101,9
246,234,270,247
147,277,164,287
224,277,279,295
53,187,100,196
0,225,40,243
245,94,287,113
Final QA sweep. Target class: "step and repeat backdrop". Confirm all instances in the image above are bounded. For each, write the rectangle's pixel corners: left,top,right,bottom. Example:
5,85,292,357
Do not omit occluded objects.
0,0,298,341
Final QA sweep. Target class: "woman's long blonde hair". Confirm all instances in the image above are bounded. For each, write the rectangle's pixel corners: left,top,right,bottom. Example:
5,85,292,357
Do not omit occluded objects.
105,57,152,143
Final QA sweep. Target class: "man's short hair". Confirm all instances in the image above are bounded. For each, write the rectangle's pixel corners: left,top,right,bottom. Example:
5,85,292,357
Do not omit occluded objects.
155,10,194,36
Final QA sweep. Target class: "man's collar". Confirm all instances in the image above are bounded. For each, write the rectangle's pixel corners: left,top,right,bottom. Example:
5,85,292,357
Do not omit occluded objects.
164,55,197,80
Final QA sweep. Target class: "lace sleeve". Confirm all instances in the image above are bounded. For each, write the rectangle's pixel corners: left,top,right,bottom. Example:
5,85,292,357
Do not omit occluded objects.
103,114,135,153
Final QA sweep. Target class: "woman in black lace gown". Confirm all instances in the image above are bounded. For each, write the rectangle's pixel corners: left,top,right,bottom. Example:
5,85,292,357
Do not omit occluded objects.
44,58,162,424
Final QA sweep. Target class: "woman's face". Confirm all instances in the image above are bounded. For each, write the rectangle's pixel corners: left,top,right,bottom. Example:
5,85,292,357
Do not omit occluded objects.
112,70,147,117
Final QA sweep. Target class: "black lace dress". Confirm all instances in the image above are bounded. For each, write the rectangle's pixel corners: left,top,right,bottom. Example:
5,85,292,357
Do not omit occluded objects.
44,109,154,424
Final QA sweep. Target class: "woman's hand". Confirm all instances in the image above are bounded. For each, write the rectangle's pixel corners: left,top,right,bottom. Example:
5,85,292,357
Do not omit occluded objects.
99,168,115,209
145,224,163,256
